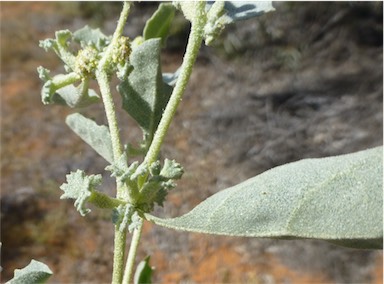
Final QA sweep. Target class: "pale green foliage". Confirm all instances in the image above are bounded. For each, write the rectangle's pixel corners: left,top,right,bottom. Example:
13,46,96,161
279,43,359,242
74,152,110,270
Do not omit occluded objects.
112,204,141,233
107,155,184,212
60,170,102,216
39,30,77,70
73,25,110,49
160,159,184,180
66,113,114,164
143,3,175,46
147,147,383,249
6,260,53,284
37,26,116,107
118,38,173,146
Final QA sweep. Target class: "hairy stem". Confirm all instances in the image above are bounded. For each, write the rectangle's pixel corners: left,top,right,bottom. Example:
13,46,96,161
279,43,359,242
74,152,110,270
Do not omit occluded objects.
95,2,131,283
143,2,207,166
96,2,131,163
122,219,144,284
121,3,207,283
96,72,123,161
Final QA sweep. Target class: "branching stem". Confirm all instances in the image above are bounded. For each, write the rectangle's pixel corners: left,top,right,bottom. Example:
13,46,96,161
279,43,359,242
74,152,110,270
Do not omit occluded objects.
96,2,205,283
95,2,131,284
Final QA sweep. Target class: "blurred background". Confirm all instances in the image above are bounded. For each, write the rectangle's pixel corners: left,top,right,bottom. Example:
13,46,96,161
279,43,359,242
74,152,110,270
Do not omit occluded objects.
1,2,383,283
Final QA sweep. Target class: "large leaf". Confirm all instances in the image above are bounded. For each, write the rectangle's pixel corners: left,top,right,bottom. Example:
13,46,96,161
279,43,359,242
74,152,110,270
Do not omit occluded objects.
6,259,53,284
147,147,383,249
66,113,114,164
143,3,176,47
118,39,172,144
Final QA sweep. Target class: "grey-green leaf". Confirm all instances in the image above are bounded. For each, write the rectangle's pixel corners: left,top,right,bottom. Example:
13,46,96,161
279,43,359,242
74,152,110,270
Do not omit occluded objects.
60,170,102,216
6,259,53,284
73,25,110,50
66,113,114,163
143,3,176,47
118,39,172,144
55,83,100,108
147,147,383,249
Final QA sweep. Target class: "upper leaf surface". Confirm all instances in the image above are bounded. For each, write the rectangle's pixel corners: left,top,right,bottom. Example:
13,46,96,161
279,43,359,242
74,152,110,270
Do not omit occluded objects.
147,147,383,249
118,39,172,144
143,3,176,46
66,113,114,164
6,259,53,284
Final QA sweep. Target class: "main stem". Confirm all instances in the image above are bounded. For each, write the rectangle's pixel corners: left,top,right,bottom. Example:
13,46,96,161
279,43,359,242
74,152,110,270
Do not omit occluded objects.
143,2,206,166
95,2,131,284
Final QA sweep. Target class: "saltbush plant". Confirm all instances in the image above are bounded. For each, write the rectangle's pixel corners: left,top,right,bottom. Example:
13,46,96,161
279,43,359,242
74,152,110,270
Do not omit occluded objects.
7,2,382,283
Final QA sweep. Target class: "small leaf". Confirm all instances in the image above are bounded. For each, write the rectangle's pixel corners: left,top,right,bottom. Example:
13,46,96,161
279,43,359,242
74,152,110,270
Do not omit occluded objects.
147,147,383,249
134,256,153,284
160,159,184,180
73,25,110,50
60,170,102,216
118,39,172,145
41,30,77,71
112,204,141,233
143,3,176,47
6,259,53,284
39,72,80,105
66,113,114,164
55,82,100,108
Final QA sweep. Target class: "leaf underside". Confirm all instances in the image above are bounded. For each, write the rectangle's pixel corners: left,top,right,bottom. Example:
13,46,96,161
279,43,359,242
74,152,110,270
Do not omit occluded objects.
147,147,383,249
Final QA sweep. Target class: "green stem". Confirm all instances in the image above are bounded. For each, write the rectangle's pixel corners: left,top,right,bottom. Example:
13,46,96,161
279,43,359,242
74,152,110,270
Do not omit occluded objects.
120,3,207,283
143,2,206,166
99,1,131,69
96,71,123,162
112,230,128,284
95,2,131,284
96,2,131,163
51,72,80,88
122,219,144,284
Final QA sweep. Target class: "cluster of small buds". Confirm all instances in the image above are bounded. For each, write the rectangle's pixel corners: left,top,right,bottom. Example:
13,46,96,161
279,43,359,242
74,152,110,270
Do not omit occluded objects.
112,36,131,66
75,46,100,78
